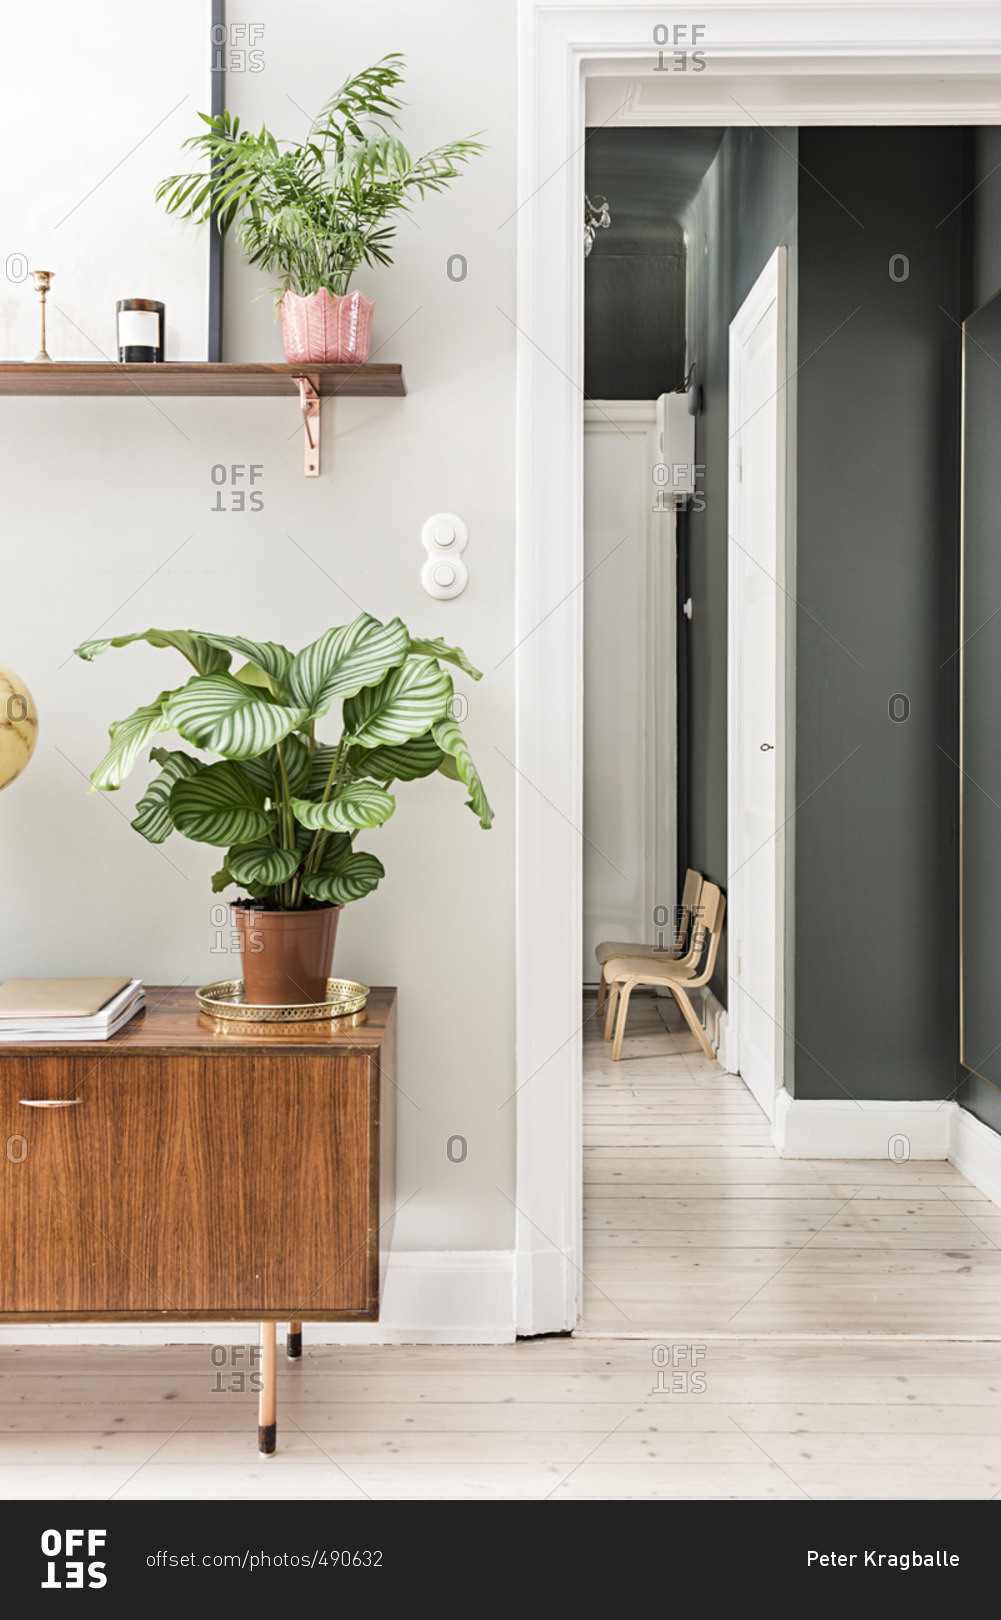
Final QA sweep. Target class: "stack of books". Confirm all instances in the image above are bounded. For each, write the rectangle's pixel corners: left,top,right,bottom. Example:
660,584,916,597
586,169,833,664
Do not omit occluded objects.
0,977,145,1042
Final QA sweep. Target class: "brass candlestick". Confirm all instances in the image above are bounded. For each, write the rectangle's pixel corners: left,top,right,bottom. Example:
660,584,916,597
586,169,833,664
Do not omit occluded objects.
29,270,54,361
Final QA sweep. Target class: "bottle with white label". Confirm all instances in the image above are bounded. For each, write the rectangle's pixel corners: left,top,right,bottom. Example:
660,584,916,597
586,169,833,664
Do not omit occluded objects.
116,299,165,362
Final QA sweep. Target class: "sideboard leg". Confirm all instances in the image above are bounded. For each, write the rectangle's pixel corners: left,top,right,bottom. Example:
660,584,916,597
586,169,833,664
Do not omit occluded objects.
258,1321,277,1455
287,1320,302,1360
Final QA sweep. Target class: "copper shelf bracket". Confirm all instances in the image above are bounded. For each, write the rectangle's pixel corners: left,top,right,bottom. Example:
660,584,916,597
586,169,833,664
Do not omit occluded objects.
296,376,320,476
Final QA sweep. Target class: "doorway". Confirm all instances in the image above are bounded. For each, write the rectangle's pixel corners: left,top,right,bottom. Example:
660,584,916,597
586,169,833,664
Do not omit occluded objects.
579,130,793,1334
512,4,1001,1337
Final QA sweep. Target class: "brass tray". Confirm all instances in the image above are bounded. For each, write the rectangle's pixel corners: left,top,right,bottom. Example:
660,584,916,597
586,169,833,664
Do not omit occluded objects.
196,978,369,1023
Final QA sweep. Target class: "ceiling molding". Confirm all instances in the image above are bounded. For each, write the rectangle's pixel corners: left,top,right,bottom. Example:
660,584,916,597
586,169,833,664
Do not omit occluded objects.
588,73,1001,127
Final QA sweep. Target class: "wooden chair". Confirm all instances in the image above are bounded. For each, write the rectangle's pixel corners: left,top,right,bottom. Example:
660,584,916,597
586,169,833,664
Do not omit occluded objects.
602,882,726,1062
593,868,704,1016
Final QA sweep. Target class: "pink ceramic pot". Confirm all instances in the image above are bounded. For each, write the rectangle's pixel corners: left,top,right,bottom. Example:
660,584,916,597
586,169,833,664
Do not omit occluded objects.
280,289,375,364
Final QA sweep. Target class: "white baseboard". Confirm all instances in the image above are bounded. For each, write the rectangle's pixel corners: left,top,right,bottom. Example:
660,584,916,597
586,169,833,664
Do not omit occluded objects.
951,1107,1001,1207
0,1251,517,1347
772,1092,1001,1215
772,1089,957,1159
695,986,738,1072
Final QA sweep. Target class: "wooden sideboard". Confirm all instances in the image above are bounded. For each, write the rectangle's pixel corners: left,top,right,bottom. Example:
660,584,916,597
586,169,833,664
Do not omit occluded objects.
0,985,397,1450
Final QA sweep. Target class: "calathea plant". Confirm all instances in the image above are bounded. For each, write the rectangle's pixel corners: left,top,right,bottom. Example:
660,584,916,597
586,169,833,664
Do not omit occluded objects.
74,615,492,910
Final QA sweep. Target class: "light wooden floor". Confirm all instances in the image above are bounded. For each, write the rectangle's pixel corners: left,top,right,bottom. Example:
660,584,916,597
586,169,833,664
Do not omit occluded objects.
581,990,1001,1337
3,992,1001,1499
3,1338,1001,1498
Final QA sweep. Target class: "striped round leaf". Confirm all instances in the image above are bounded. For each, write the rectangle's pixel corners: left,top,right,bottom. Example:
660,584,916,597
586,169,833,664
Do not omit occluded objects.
311,830,351,873
163,674,307,759
131,749,200,843
300,851,385,905
432,716,493,829
170,761,276,847
277,733,314,795
288,613,410,720
74,628,232,675
293,818,319,857
292,782,395,832
409,636,483,681
226,842,301,888
239,734,312,799
89,692,174,791
195,633,293,689
305,743,340,798
349,731,444,782
344,659,453,749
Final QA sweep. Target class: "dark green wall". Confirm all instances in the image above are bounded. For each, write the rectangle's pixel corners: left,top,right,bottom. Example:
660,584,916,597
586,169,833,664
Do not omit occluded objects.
584,217,686,399
682,126,799,1002
584,128,722,398
970,127,1001,310
794,128,965,1101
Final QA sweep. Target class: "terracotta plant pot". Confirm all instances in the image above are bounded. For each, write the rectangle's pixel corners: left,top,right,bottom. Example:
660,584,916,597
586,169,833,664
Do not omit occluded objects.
234,904,342,1006
279,289,375,364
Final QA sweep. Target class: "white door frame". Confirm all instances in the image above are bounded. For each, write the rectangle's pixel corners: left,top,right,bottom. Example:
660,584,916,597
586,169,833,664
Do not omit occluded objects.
513,0,1001,1335
727,247,789,1116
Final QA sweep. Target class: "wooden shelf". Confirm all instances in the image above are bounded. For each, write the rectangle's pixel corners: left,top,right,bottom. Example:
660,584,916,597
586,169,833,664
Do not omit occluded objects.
0,361,405,398
0,360,405,476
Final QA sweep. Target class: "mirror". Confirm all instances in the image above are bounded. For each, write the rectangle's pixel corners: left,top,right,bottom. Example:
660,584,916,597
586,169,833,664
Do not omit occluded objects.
1,1,216,363
960,288,1001,1083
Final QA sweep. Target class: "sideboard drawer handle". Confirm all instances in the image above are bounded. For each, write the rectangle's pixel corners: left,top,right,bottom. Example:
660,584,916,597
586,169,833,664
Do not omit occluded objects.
19,1099,84,1109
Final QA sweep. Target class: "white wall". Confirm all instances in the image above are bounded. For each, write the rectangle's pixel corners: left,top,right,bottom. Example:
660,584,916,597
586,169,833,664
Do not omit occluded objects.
0,2,518,1274
581,404,675,981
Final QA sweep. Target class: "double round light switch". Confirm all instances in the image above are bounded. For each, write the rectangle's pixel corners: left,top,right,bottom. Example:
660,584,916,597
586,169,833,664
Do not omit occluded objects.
422,512,468,599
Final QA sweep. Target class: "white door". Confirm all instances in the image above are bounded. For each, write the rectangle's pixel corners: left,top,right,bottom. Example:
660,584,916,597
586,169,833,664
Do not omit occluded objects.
582,403,675,983
727,248,788,1116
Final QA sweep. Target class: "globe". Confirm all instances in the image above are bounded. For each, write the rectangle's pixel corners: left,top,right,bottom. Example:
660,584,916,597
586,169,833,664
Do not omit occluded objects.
0,664,38,790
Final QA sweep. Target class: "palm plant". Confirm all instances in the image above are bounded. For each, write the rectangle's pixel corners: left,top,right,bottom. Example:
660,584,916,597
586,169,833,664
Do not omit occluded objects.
155,54,484,300
74,615,492,911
